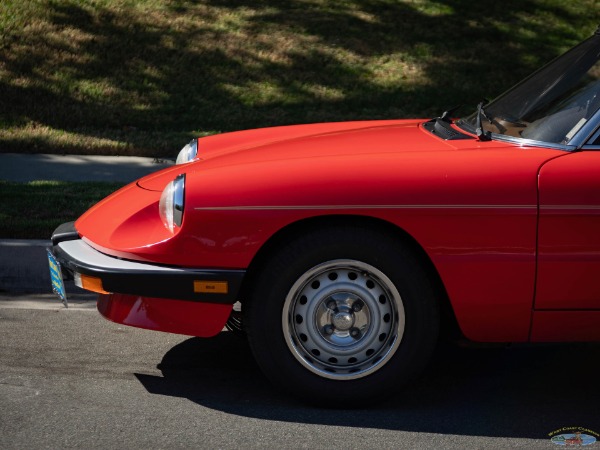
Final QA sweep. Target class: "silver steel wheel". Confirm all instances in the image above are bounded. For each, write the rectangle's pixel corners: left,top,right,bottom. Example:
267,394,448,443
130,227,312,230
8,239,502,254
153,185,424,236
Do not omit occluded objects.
282,259,405,380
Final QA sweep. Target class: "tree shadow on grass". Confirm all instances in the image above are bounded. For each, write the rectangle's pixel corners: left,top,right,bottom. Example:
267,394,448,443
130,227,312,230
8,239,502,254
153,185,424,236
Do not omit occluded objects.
0,0,597,155
136,332,600,440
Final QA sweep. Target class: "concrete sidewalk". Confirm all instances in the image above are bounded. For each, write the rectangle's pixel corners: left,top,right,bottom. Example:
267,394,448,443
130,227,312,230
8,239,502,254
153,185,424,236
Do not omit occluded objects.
0,153,173,183
0,153,174,298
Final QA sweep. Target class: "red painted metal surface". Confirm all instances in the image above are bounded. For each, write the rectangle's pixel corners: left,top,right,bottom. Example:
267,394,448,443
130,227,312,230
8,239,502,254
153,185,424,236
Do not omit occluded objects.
75,119,600,342
97,294,232,337
537,151,600,310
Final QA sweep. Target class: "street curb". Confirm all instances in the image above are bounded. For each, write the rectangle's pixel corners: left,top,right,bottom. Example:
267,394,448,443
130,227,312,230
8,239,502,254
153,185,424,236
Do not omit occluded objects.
0,239,49,246
0,239,90,298
0,294,97,310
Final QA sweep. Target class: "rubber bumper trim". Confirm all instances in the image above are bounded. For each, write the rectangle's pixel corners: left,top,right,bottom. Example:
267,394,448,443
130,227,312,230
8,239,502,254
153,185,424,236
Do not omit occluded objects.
50,239,244,304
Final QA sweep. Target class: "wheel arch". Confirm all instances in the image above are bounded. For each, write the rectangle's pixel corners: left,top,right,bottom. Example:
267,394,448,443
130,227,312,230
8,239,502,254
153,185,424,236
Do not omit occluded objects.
240,214,462,339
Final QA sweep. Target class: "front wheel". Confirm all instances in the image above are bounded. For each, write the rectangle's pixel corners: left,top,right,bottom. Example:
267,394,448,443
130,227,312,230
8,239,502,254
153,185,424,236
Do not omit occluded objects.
282,259,405,380
245,226,440,406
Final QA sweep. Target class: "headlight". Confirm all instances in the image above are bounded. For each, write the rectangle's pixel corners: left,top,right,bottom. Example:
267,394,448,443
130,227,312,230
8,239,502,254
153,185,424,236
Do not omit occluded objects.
159,174,185,233
175,139,198,164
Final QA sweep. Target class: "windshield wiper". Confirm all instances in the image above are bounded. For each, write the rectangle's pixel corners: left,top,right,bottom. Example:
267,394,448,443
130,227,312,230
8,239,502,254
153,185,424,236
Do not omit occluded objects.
438,104,462,123
475,101,492,141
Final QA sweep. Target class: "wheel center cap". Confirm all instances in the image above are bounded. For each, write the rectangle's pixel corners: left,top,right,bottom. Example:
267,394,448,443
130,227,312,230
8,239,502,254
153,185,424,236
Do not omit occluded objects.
332,312,354,331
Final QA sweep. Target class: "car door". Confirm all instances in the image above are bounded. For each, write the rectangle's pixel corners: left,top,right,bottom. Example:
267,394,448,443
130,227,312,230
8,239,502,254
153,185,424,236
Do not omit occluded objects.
536,149,600,310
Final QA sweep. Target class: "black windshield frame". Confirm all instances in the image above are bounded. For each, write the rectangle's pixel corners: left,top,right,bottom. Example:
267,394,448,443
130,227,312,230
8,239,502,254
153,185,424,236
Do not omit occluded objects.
457,29,600,149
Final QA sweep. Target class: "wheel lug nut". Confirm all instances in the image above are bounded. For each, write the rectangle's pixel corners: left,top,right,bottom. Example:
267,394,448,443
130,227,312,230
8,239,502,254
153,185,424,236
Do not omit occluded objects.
326,300,337,311
350,327,361,339
323,325,334,335
352,300,364,312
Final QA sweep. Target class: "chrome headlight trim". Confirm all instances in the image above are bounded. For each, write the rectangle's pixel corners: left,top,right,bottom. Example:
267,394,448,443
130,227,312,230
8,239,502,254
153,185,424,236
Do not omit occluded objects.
172,174,185,228
175,139,198,164
159,174,186,233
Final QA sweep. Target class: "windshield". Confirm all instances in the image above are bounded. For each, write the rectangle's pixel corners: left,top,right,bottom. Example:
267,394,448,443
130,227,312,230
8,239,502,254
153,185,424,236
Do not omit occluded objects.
458,31,600,145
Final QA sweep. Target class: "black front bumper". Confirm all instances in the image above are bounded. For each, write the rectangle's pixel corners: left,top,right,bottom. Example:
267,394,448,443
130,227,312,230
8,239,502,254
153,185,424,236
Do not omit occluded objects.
50,223,244,304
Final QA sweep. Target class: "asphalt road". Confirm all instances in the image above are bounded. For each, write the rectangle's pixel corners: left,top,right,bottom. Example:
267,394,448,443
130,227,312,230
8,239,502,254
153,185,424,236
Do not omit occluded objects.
1,298,599,449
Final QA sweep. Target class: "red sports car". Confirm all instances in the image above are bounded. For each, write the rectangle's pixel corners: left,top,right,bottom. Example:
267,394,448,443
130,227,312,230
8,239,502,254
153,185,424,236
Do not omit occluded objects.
49,26,600,405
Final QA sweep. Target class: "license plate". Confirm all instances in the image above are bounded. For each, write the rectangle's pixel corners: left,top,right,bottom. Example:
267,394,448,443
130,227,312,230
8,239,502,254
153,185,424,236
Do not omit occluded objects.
47,249,68,307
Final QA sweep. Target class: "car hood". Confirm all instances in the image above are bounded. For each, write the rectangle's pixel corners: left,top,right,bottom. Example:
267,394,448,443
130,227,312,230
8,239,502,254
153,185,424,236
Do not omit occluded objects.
76,118,561,266
137,119,470,191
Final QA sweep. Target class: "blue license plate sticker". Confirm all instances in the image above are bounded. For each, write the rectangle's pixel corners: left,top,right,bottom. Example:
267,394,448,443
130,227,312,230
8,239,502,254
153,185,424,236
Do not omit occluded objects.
47,249,67,307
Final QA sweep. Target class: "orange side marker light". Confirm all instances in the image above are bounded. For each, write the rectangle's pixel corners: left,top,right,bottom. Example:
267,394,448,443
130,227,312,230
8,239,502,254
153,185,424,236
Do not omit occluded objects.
194,281,228,294
74,273,111,294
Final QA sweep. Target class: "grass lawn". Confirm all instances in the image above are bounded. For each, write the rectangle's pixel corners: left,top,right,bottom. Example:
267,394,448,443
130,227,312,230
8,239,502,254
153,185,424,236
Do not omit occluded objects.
1,0,599,157
1,1,599,238
0,181,124,239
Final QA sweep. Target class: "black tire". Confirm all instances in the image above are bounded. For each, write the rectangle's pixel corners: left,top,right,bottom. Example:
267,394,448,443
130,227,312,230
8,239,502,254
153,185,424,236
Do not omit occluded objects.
244,225,440,407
